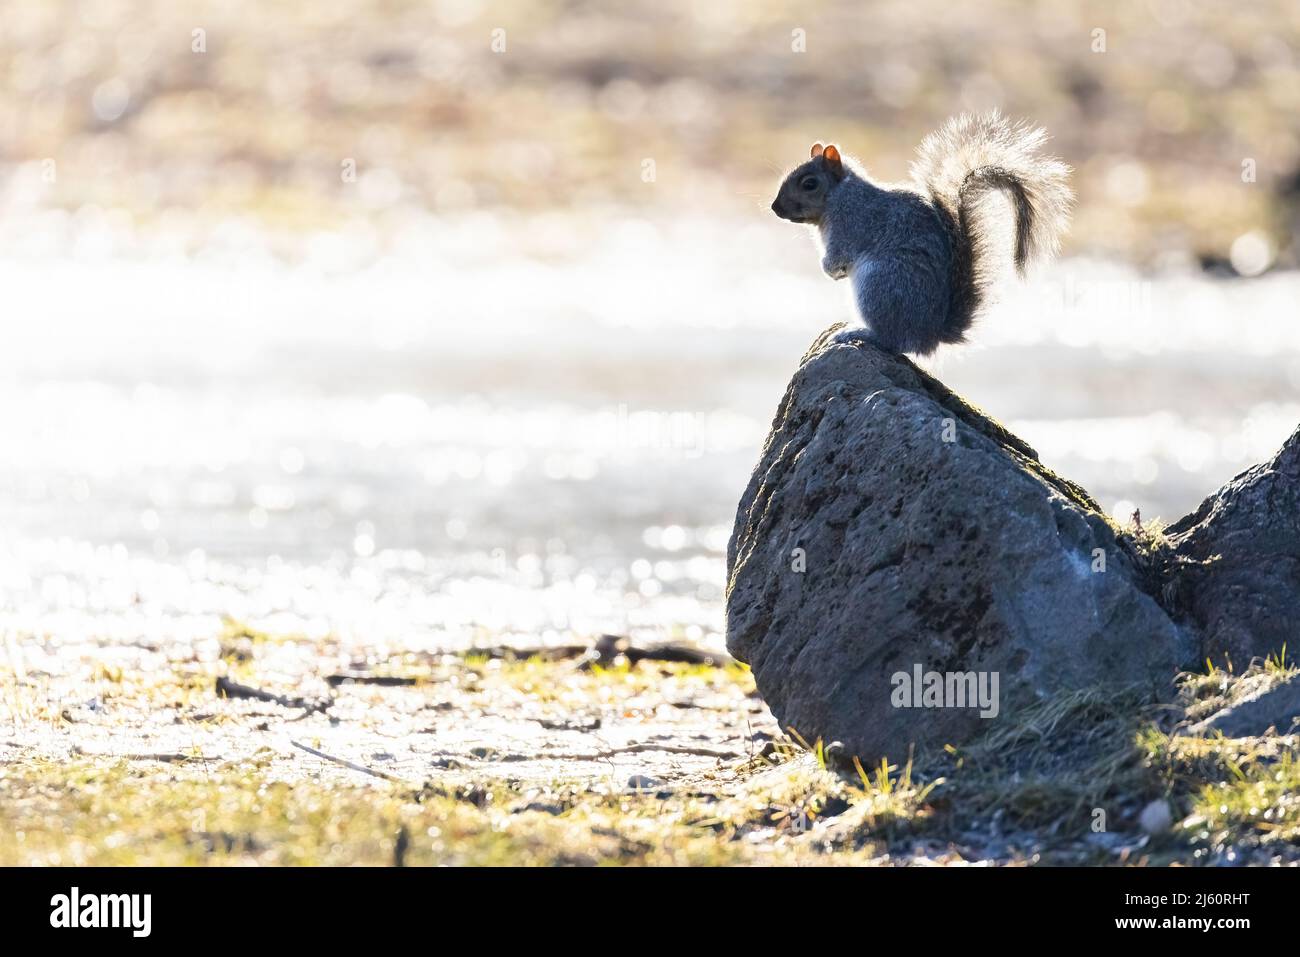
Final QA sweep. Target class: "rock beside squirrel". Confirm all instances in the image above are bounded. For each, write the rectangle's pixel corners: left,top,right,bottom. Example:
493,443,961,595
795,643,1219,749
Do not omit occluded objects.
1159,424,1300,667
1187,674,1300,739
726,325,1229,764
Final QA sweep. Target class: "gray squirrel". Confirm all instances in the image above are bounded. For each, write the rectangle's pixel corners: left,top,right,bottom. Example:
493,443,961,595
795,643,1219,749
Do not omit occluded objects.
771,112,1073,356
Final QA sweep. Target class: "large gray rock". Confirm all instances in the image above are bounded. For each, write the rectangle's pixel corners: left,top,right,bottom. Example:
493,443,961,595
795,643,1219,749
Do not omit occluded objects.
1160,425,1300,668
726,326,1198,764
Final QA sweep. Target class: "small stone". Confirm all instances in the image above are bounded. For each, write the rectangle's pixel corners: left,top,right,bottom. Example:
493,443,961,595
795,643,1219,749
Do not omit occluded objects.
1139,799,1173,835
626,774,659,792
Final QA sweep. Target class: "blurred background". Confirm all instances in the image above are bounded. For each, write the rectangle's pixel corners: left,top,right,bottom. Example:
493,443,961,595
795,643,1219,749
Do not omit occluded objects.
1,0,1298,657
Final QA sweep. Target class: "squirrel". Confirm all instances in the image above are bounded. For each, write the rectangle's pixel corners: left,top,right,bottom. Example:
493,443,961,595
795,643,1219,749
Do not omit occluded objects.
770,112,1073,356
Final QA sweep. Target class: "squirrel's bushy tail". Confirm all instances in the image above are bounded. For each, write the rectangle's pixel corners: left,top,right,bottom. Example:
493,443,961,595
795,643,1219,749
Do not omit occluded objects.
911,111,1073,338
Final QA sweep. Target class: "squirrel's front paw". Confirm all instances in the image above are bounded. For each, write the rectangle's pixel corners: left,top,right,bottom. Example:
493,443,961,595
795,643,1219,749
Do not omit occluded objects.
821,252,852,278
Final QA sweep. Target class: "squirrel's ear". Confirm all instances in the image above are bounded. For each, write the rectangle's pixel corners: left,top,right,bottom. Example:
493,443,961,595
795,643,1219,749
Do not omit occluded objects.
822,145,843,175
810,143,824,158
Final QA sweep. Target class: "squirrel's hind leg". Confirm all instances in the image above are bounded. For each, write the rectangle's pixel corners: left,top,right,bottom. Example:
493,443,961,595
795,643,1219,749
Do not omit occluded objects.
847,257,946,356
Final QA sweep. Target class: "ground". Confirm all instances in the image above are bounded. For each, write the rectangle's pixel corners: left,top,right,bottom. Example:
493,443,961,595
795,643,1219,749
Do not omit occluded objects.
1,621,1298,866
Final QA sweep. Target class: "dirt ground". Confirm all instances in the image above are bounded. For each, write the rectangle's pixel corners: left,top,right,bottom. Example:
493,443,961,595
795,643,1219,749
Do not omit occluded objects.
2,620,1298,866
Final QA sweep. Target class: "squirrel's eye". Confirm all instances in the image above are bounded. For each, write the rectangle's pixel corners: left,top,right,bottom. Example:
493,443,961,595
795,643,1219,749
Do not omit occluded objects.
799,176,819,191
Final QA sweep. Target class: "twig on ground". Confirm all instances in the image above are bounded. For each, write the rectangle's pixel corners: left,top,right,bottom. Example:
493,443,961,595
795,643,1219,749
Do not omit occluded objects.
216,675,332,714
463,643,590,661
70,745,213,763
325,672,424,687
289,739,403,782
540,743,741,761
465,634,732,669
